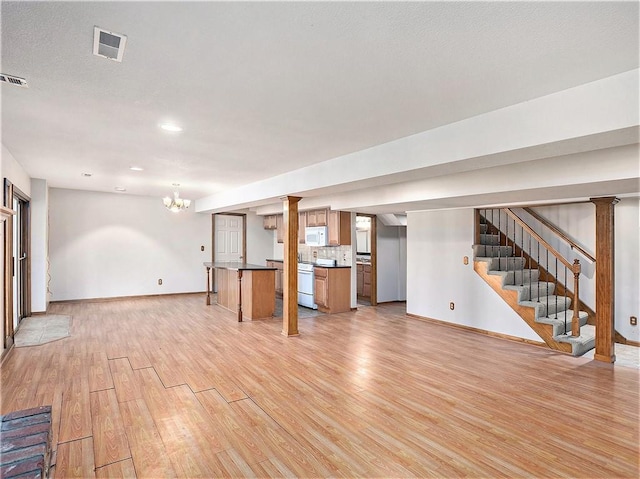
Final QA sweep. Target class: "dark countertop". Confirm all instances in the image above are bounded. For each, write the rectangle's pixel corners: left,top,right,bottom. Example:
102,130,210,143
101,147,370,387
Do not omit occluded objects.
204,262,277,271
266,259,351,269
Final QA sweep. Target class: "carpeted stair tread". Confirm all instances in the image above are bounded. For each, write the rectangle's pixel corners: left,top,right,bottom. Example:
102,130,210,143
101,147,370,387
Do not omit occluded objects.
472,245,513,258
488,256,526,271
480,233,500,245
538,310,589,337
555,324,595,356
520,295,572,318
503,281,555,301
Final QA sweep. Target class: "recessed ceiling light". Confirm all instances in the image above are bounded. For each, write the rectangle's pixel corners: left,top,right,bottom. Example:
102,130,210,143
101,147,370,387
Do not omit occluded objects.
160,123,183,132
130,166,144,171
114,187,126,192
81,173,92,177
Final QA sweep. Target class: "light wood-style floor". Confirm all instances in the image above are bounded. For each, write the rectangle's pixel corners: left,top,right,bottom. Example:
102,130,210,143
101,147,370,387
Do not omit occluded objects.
1,294,638,478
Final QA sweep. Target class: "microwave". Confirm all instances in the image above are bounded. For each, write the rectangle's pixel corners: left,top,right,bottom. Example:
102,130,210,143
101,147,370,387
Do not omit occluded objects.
305,226,328,247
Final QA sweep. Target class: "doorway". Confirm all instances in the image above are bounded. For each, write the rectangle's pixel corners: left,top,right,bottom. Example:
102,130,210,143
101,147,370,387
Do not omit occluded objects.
4,180,30,345
211,213,247,291
355,214,377,306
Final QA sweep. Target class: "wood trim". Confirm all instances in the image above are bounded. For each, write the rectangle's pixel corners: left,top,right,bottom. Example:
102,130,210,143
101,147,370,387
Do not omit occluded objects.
406,312,547,348
523,207,596,263
591,196,618,363
49,291,206,304
504,208,574,270
4,180,14,347
281,196,301,337
356,213,377,306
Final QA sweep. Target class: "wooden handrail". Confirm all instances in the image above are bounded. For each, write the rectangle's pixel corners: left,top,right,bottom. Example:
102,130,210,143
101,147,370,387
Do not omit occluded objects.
503,208,576,272
523,207,596,263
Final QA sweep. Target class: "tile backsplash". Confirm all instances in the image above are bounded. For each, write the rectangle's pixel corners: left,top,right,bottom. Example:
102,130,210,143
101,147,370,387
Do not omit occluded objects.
272,238,353,266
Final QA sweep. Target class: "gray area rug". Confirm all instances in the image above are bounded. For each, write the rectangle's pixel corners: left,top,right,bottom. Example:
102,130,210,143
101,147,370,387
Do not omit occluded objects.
14,315,71,347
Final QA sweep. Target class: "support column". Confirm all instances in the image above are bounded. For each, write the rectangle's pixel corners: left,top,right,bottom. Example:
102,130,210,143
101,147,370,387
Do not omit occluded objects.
591,196,618,363
281,196,301,337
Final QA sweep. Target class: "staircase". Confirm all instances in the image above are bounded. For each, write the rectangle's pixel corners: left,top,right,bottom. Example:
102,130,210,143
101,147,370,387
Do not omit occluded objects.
473,210,595,356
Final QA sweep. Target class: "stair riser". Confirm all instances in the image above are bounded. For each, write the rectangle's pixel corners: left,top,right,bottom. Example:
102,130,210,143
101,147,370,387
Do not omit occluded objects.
480,234,500,246
502,270,541,285
473,245,513,258
513,283,556,302
489,257,526,271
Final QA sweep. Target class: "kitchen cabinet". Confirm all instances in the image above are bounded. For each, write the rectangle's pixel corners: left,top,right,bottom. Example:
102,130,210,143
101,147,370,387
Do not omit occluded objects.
328,210,351,246
313,266,351,314
306,209,328,227
357,263,371,299
263,215,278,230
276,214,284,243
298,211,307,244
266,260,284,295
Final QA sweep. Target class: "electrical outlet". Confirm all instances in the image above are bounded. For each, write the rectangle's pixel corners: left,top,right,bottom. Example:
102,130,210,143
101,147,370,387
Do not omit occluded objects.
463,256,469,265
313,251,318,259
158,279,162,285
449,302,455,310
631,316,638,326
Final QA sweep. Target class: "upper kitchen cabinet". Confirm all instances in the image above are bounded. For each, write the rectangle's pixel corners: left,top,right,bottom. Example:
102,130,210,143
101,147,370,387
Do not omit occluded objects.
276,214,284,243
263,215,278,230
306,209,328,227
298,211,307,244
328,210,351,246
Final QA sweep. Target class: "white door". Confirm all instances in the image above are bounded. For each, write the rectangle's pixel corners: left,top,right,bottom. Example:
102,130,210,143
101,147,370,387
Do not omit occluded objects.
214,214,244,263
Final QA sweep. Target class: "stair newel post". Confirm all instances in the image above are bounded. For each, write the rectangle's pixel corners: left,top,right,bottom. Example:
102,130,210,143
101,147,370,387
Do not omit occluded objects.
571,259,581,337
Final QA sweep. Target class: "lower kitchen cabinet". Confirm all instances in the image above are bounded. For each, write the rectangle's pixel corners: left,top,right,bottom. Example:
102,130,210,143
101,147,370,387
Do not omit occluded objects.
314,267,351,314
357,263,371,299
266,261,284,295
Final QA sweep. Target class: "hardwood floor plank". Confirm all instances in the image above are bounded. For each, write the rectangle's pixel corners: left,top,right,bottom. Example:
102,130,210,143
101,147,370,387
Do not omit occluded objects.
89,389,131,467
58,376,92,443
88,352,114,392
1,295,637,479
119,398,177,478
95,458,137,478
54,437,95,479
109,358,144,403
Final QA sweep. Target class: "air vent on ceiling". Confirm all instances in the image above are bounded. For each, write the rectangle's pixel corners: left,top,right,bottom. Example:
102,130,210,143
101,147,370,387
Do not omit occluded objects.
0,73,28,88
93,26,127,62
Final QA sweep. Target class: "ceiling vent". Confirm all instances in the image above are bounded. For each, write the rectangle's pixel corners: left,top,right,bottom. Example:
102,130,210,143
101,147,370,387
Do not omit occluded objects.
0,73,28,88
93,26,127,62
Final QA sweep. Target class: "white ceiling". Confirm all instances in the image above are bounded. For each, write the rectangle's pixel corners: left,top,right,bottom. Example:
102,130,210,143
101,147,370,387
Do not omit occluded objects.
1,1,638,205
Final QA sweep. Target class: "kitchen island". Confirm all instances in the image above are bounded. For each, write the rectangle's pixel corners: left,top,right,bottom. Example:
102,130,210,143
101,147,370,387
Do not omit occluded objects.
204,262,276,321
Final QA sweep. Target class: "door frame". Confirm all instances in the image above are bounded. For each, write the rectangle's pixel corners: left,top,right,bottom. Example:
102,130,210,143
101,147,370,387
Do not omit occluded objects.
355,213,377,306
4,179,31,347
211,212,247,291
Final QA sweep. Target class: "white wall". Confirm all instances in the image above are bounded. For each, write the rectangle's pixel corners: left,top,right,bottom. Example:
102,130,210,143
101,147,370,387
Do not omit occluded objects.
407,208,542,342
377,219,407,303
49,188,211,301
30,178,49,312
614,197,640,342
2,144,31,198
244,211,274,265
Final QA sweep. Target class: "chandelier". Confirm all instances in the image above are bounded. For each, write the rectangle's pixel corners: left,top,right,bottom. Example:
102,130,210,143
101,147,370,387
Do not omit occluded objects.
163,188,191,212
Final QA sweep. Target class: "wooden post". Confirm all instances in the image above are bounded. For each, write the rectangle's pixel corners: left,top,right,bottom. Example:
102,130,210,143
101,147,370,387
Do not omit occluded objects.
571,259,581,337
591,196,618,363
237,270,243,322
281,196,301,337
206,265,211,305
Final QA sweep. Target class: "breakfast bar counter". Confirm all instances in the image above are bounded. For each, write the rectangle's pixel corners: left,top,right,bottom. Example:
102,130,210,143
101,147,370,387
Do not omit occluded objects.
204,262,276,321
